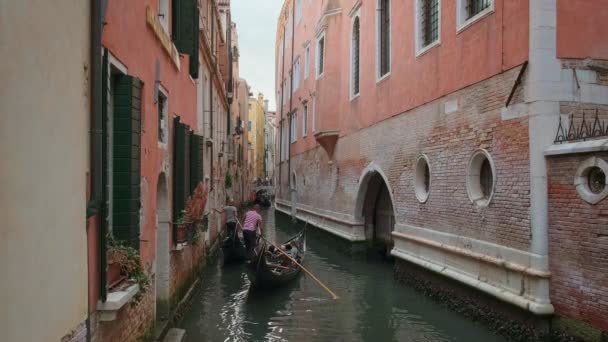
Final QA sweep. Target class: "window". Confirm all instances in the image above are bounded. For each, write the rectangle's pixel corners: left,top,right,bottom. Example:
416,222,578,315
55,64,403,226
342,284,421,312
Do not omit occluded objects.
351,16,361,97
303,103,308,136
466,0,491,19
296,0,303,24
312,97,316,132
416,0,440,55
466,150,496,207
414,155,431,203
290,112,298,143
377,0,391,79
304,44,310,79
457,0,494,30
248,120,252,131
575,157,608,204
293,58,301,93
158,0,169,32
316,33,325,78
158,92,168,143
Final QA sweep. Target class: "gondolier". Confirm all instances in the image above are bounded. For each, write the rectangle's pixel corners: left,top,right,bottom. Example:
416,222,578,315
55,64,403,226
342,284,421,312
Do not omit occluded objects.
214,199,238,238
242,204,263,260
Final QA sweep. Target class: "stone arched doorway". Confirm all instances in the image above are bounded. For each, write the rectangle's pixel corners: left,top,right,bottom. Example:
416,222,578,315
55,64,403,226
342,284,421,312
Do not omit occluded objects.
355,164,396,255
155,173,171,323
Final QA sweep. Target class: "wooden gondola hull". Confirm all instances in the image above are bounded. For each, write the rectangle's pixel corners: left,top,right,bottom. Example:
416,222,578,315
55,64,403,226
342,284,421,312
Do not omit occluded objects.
222,238,246,264
246,230,306,288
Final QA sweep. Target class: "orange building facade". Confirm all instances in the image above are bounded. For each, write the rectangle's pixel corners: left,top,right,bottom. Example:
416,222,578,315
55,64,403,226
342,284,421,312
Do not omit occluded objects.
275,0,608,339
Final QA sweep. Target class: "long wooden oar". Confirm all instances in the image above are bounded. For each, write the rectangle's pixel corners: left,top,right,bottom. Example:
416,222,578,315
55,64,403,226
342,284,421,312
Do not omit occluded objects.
236,219,339,300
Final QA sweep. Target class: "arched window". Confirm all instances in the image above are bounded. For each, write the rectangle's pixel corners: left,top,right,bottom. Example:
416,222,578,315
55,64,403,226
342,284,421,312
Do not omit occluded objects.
351,17,361,97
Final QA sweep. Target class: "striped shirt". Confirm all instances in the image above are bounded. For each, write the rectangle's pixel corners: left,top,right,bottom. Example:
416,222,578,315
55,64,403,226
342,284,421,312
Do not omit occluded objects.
242,211,262,231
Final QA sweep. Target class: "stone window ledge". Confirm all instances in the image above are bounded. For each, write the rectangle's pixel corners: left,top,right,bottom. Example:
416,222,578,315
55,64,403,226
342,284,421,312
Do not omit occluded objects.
544,138,608,156
97,284,140,321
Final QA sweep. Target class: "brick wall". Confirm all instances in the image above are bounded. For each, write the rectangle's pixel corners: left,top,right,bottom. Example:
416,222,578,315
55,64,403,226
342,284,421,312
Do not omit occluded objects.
170,242,205,304
97,285,155,342
547,151,608,333
280,66,533,251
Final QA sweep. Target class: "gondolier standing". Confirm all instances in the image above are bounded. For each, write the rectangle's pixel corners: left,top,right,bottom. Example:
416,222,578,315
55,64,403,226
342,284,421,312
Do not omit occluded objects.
242,204,263,260
214,199,238,239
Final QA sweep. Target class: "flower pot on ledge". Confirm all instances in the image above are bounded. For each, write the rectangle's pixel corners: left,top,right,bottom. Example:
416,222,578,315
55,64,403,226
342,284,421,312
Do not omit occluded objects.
108,260,127,289
175,223,192,244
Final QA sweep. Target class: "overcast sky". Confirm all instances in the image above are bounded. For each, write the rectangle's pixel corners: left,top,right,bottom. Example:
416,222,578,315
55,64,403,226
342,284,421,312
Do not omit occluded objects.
232,0,284,112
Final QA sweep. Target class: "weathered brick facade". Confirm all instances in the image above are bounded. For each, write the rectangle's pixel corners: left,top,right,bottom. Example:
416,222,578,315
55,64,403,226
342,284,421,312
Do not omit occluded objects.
282,66,532,250
97,286,155,342
547,151,608,335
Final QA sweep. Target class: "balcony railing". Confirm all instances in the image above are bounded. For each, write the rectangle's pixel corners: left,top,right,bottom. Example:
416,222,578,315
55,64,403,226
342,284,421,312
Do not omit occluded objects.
554,110,608,144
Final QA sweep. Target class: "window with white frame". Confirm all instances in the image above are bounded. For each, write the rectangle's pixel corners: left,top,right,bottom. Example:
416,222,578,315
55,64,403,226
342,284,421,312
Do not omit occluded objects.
292,58,301,93
377,0,391,79
457,0,493,30
304,44,310,80
316,33,325,78
296,0,303,24
416,0,440,54
158,0,169,32
290,112,298,143
312,97,316,132
351,16,361,97
302,103,308,136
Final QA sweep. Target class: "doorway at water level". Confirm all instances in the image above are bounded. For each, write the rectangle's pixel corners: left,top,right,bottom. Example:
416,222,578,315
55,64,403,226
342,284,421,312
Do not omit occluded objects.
361,172,395,257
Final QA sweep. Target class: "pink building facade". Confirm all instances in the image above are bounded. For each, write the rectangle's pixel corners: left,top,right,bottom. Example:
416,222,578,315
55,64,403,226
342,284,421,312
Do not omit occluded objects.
275,0,608,339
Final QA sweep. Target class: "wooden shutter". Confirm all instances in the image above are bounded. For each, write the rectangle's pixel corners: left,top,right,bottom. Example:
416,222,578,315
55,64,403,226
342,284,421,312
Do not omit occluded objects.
173,117,187,226
112,75,142,250
100,50,109,302
190,134,204,193
173,0,199,78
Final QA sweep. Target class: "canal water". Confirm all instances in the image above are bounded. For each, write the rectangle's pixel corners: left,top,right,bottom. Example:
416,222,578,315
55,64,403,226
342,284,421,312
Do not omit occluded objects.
178,208,506,342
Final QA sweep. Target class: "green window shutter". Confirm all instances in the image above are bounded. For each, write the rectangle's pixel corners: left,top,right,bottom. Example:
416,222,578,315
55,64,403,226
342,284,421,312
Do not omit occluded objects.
190,134,204,193
100,50,109,302
172,0,199,78
112,75,142,250
173,118,186,227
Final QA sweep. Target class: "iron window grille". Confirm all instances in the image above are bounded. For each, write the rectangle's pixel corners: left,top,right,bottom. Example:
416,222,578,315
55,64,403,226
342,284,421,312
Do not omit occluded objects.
378,0,390,77
480,158,493,199
158,94,167,142
352,17,361,95
466,0,491,20
421,0,439,46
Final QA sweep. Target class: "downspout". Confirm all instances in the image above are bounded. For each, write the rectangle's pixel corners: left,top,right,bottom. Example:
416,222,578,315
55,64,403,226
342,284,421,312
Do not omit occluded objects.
88,0,103,340
287,0,295,194
209,13,215,191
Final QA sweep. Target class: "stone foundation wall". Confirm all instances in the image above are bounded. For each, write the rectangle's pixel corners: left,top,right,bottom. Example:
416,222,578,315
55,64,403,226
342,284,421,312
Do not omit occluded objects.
547,150,608,337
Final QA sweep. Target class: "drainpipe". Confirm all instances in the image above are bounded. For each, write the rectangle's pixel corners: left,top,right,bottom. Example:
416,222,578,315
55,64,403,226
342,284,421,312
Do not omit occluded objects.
88,0,103,340
287,0,295,197
209,12,215,191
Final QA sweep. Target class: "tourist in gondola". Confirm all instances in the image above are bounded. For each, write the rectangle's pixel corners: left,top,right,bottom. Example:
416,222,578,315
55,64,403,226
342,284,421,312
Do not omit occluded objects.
242,204,263,260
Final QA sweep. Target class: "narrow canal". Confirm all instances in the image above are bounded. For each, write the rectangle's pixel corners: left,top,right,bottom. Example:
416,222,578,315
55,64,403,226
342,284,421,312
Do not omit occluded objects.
178,208,506,342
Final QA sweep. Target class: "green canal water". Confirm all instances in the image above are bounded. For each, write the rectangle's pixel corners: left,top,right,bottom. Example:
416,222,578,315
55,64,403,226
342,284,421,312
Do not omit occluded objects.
178,208,506,342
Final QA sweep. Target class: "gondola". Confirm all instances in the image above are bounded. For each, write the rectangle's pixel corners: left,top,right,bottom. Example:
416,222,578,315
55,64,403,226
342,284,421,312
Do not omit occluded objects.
246,229,306,288
255,190,272,208
222,231,246,264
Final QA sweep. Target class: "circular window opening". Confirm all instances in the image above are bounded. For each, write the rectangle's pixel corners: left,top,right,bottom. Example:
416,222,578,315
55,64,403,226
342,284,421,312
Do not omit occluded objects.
466,150,496,207
587,167,606,194
575,157,608,205
414,155,431,203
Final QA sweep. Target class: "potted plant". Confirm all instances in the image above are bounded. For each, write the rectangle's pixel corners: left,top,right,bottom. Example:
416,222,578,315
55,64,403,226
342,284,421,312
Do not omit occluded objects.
107,235,150,291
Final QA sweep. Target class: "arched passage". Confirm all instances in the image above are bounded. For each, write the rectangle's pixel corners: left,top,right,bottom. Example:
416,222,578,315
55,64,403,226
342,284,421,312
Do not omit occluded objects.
355,164,396,254
155,173,171,322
